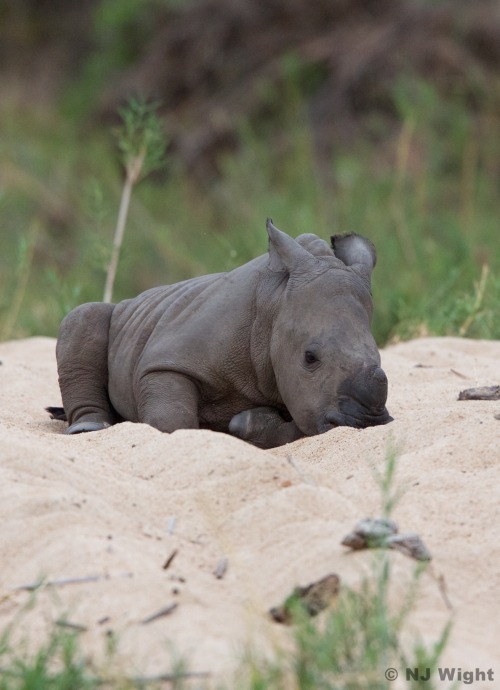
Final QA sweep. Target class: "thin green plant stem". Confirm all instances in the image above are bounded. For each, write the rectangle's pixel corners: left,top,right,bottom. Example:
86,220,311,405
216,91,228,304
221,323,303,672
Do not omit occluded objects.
458,263,489,337
102,98,166,304
391,118,417,266
103,150,145,303
1,221,39,340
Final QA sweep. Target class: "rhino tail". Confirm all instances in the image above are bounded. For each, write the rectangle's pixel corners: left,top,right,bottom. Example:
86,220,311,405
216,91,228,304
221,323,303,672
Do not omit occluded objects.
46,406,67,422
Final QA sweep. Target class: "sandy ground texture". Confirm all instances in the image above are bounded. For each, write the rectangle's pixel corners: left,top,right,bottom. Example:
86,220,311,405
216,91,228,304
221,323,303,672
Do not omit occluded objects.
0,336,499,687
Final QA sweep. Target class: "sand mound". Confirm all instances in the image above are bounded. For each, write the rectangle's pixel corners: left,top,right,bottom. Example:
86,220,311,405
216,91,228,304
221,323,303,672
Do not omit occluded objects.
1,336,499,685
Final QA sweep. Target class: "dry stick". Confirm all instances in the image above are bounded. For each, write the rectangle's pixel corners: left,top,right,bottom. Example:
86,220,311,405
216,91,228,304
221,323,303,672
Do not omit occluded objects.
430,567,454,612
141,602,178,624
450,368,468,380
214,557,228,579
12,572,133,592
103,150,145,303
129,671,210,685
286,454,317,486
55,619,88,632
162,549,178,570
167,515,177,535
13,575,101,591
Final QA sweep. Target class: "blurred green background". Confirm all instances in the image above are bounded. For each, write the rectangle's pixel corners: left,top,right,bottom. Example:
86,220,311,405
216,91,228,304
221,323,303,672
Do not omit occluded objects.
1,0,499,344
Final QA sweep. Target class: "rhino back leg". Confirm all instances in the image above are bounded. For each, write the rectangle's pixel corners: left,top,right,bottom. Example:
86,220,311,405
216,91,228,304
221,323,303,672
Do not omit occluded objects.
137,371,200,433
229,407,304,449
56,302,116,434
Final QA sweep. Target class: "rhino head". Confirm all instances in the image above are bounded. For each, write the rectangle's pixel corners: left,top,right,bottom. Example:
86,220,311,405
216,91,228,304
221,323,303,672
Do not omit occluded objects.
266,219,391,435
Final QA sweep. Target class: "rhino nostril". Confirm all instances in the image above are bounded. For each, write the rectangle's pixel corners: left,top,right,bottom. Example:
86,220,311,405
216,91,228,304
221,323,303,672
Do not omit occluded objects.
325,410,345,426
373,367,387,385
360,366,388,408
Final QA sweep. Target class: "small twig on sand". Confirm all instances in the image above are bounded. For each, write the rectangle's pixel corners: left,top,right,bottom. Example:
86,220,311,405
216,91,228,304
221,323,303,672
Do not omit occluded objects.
141,602,178,624
450,368,468,379
167,516,177,535
430,568,453,611
12,572,133,592
162,549,178,570
55,619,88,632
286,455,317,486
214,557,228,579
130,671,210,685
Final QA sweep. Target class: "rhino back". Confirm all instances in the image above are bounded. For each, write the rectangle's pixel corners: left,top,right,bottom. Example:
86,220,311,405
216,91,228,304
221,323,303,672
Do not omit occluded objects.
107,256,275,423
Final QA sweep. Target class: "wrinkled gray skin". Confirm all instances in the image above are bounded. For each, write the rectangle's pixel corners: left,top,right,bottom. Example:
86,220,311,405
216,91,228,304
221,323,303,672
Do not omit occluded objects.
53,219,391,448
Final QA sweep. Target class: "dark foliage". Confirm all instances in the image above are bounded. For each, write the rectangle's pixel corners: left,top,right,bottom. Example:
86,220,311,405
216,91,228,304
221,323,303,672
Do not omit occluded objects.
2,0,500,176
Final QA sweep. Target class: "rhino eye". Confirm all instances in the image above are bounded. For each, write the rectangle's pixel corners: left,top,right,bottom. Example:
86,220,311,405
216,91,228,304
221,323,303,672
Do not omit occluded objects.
304,350,319,365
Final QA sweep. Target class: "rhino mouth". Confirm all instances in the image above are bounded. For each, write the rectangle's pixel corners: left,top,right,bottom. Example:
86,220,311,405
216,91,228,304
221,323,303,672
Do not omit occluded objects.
320,399,392,432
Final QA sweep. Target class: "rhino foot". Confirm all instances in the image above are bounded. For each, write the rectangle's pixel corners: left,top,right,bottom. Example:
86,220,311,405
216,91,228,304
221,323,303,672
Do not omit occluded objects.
229,407,303,449
64,421,111,435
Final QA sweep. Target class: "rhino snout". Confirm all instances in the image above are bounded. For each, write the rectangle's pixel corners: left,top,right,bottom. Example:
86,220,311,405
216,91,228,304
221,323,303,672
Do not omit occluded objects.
322,365,392,431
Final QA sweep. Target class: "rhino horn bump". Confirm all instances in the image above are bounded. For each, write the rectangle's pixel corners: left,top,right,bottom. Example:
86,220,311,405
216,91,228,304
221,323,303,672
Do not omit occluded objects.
373,366,388,386
266,218,312,273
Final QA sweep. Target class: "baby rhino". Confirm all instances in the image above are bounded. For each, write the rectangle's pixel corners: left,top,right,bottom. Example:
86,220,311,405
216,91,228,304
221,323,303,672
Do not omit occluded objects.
49,219,391,448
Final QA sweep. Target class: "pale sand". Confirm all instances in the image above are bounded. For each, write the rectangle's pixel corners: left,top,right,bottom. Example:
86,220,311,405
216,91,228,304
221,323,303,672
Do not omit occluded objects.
0,336,499,686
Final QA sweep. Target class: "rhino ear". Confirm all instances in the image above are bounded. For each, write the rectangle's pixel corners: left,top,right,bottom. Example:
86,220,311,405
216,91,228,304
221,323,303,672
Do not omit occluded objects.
331,233,377,282
266,218,312,272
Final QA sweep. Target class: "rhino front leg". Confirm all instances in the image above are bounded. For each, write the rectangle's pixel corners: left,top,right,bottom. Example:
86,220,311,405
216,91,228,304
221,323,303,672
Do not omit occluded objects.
137,371,200,432
229,407,303,449
56,302,116,434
